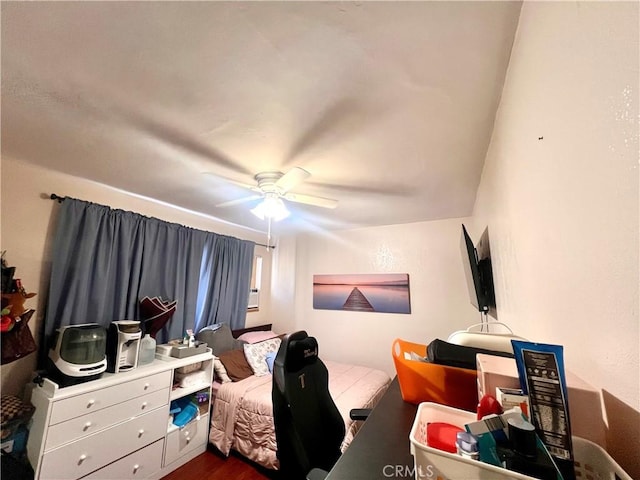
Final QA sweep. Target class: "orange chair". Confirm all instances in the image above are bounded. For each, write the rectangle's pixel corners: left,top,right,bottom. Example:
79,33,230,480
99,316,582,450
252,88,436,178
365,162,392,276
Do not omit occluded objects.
392,338,478,412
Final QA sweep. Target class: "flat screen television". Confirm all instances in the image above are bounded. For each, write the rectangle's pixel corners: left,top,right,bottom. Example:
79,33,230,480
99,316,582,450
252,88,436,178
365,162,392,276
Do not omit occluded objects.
460,224,495,314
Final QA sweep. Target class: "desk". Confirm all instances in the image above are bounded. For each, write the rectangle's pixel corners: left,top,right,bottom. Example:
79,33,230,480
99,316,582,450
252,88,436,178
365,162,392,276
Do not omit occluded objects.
326,378,418,480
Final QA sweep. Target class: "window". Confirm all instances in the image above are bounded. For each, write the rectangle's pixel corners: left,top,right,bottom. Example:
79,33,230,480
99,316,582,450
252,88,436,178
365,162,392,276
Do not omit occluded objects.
248,255,262,310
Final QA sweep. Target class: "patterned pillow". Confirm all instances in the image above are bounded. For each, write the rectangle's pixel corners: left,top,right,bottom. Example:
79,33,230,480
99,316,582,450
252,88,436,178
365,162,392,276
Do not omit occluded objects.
243,337,281,376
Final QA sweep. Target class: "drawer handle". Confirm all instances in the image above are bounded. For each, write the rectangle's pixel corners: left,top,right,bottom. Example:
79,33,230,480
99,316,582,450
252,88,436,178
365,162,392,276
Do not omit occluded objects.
86,399,95,408
83,421,92,431
138,429,145,438
133,464,140,474
141,401,148,410
78,454,87,465
143,383,150,390
185,436,191,444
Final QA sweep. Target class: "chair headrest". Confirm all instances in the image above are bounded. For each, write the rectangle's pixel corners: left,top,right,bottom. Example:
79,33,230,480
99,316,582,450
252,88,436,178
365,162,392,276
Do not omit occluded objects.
273,331,322,393
286,336,318,372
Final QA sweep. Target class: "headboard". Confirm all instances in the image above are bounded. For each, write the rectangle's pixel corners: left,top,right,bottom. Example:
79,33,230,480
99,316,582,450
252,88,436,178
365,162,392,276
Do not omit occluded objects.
231,323,273,339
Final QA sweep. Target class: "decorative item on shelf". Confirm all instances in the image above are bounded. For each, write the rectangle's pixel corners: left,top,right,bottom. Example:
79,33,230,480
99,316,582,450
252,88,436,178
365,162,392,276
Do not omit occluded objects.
1,254,38,365
139,296,177,339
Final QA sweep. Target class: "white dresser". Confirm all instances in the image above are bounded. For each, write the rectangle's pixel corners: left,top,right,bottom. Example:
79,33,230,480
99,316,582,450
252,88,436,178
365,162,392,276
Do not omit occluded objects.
27,349,213,480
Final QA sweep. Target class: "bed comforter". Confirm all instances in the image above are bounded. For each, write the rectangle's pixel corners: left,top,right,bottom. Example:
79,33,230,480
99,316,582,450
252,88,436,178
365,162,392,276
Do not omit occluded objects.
209,360,392,470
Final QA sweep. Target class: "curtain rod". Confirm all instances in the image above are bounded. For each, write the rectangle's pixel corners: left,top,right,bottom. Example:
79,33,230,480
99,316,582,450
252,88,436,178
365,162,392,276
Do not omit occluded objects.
48,193,275,250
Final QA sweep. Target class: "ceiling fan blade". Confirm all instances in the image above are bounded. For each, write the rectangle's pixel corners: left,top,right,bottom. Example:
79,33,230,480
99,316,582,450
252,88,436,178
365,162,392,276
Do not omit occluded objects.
275,167,311,193
216,194,262,208
283,192,338,209
203,172,261,192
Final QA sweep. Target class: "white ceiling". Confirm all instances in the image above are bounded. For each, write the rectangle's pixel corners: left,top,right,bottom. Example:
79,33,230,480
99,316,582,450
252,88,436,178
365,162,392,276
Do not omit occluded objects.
1,1,522,235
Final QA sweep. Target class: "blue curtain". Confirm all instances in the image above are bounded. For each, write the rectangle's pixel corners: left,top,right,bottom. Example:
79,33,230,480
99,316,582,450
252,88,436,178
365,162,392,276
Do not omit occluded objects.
44,198,254,350
194,235,256,332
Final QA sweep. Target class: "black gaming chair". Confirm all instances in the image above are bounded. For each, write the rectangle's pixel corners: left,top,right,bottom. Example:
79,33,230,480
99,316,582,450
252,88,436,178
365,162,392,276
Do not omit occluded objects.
272,331,352,480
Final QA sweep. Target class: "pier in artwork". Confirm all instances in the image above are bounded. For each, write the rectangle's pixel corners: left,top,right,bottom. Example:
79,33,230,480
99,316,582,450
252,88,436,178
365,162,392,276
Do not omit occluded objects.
342,287,375,311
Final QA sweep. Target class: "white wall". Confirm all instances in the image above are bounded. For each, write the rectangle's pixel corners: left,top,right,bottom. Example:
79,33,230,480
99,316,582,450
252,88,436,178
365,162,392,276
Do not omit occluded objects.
472,2,639,475
280,218,482,378
0,157,274,396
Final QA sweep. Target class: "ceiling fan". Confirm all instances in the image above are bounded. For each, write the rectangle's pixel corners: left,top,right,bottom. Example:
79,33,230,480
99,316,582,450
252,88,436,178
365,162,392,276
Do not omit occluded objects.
215,167,338,221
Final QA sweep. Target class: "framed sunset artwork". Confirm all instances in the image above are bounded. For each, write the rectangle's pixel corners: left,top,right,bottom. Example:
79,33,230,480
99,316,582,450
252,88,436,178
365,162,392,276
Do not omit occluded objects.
313,273,411,314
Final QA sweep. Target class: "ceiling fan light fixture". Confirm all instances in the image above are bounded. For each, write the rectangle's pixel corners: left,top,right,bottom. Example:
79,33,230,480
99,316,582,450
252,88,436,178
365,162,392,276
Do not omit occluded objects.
250,195,290,222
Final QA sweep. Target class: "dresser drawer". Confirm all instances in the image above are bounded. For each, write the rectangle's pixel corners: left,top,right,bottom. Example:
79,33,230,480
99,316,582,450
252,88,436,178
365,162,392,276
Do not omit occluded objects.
164,414,209,467
49,371,171,425
45,389,169,450
82,439,164,480
40,407,167,480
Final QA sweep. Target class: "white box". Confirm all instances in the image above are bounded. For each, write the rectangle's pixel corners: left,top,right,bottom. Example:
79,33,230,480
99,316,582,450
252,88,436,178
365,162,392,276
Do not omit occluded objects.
495,386,530,418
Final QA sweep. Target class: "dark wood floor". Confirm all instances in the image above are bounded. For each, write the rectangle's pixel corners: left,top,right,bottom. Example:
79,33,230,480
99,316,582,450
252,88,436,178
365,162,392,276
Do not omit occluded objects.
161,446,275,480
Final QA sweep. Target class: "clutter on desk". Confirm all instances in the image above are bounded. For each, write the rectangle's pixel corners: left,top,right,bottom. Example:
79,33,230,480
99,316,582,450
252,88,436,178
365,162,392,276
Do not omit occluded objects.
475,353,605,447
425,422,463,454
511,340,575,480
456,431,479,460
496,387,530,418
476,393,503,420
427,338,514,370
405,334,630,480
392,338,479,411
409,401,632,480
464,409,562,480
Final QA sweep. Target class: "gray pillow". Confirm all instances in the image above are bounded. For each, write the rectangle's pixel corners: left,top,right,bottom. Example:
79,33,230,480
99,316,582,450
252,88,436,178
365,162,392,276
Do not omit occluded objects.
196,323,246,356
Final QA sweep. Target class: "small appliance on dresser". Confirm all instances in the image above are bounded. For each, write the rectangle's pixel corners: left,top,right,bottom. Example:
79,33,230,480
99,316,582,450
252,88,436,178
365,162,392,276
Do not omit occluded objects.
47,323,108,387
106,320,142,373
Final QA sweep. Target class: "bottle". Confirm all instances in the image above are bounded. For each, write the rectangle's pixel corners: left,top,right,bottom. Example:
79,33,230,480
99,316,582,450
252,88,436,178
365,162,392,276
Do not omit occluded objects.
186,329,195,347
138,334,156,365
456,431,479,460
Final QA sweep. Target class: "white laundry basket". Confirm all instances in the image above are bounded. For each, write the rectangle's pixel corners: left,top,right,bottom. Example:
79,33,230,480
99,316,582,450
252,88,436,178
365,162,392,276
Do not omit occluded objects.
409,402,632,480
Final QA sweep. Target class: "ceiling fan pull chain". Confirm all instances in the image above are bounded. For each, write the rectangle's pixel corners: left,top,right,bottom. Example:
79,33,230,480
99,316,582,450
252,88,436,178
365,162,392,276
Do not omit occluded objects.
267,217,272,251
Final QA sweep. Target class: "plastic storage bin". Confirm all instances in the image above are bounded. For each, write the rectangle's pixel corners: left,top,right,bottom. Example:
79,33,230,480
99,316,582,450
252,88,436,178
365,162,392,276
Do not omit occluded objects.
392,338,478,412
409,402,632,480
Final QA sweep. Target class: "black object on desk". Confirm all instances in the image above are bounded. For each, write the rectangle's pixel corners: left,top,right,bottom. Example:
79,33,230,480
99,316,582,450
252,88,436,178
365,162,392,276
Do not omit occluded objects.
325,377,418,480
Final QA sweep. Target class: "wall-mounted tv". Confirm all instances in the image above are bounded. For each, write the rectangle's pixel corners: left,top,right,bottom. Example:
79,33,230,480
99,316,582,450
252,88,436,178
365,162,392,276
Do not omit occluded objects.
460,224,495,314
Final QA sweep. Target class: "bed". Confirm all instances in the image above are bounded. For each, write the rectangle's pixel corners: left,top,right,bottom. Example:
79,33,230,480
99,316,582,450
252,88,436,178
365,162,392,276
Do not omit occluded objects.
196,323,392,470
